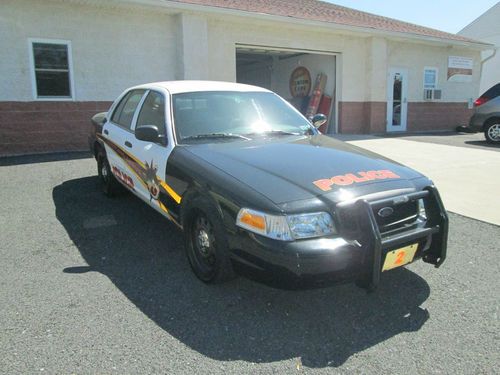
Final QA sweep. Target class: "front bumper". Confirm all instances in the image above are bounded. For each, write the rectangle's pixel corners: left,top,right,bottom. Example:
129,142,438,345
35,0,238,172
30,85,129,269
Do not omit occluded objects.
227,187,448,290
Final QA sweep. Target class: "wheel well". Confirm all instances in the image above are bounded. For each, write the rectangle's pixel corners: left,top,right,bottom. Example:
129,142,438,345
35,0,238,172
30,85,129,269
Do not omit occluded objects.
94,141,103,159
484,117,500,130
180,189,224,229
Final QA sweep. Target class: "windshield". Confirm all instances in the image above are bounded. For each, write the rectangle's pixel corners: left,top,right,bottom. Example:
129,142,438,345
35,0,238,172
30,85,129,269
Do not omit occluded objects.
172,91,316,143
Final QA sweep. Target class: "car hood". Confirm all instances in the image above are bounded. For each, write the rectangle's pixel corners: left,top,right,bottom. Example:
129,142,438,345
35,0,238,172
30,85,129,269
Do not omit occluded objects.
183,135,425,205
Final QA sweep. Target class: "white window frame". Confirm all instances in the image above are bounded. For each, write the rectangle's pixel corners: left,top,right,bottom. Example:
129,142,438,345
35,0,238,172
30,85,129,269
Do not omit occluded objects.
28,38,75,101
423,67,438,90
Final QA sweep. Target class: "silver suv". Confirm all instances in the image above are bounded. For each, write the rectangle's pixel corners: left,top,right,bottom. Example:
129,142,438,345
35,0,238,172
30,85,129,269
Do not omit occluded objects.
469,83,500,143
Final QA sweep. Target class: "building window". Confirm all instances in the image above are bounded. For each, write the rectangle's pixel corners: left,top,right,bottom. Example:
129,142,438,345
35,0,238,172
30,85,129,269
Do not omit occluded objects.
423,67,438,89
29,39,74,99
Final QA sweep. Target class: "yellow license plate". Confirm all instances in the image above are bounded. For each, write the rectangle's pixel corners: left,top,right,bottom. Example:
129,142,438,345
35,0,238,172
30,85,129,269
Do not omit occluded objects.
382,243,418,272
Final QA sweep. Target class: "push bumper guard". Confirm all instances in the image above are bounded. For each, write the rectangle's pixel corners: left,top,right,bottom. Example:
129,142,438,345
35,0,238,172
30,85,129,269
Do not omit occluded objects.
336,186,448,291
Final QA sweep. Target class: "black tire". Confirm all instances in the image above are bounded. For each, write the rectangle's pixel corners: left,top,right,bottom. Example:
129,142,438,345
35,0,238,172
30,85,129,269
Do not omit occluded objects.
97,152,119,197
484,120,500,143
183,196,235,284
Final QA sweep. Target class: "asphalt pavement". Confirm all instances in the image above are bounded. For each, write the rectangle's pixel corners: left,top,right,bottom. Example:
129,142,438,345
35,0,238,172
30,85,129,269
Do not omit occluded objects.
0,152,499,374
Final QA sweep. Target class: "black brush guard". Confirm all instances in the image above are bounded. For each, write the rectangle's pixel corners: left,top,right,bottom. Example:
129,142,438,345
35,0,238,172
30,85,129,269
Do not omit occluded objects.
336,186,448,291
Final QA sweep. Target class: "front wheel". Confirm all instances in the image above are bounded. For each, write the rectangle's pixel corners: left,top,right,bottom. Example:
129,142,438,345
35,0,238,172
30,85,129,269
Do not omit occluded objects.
183,198,235,284
484,121,500,143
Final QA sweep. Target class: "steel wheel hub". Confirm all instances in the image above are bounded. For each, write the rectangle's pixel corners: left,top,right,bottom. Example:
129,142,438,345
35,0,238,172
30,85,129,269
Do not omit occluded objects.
197,229,211,254
193,215,215,265
488,124,500,140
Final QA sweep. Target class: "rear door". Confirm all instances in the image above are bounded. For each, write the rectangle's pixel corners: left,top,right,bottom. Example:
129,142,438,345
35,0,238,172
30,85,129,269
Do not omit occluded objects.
102,89,146,192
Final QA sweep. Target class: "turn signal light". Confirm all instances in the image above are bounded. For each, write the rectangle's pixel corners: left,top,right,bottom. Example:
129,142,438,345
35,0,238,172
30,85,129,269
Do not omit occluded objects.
239,211,266,230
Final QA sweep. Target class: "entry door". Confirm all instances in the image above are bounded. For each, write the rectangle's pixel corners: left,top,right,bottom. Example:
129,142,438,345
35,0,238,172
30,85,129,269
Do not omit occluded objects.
387,68,408,132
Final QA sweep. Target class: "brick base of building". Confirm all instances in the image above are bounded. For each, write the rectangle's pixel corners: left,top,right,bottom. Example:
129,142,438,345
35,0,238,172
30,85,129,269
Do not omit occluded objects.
0,100,474,156
0,101,112,157
339,101,472,134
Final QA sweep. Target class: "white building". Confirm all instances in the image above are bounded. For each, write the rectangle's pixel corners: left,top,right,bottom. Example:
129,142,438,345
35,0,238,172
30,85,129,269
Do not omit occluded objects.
0,0,491,156
458,2,500,95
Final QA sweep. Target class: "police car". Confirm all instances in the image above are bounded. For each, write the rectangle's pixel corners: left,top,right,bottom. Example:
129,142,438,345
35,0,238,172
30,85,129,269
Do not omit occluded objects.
89,81,448,290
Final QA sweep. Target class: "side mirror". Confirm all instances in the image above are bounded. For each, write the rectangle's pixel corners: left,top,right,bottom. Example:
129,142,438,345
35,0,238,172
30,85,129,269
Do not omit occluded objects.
311,113,327,128
135,125,162,143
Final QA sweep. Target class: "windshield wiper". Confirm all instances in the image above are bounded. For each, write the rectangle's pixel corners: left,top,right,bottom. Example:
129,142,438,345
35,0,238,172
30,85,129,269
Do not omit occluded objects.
246,130,302,136
182,133,250,141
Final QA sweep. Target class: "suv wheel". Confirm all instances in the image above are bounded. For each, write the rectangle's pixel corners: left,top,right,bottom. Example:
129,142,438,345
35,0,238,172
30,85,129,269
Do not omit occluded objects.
484,121,500,143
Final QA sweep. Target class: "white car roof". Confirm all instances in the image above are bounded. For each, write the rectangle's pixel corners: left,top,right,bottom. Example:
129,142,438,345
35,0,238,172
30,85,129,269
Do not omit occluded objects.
132,80,271,94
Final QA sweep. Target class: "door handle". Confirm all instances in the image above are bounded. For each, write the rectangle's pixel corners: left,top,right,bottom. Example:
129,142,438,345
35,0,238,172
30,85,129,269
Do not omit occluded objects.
125,141,132,148
103,129,109,135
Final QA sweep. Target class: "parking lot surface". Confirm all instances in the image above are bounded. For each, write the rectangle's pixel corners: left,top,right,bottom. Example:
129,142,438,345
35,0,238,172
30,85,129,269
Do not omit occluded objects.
0,152,499,374
341,133,500,226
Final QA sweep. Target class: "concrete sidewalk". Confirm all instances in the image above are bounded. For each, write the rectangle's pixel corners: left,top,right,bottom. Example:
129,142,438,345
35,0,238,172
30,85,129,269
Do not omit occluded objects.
344,137,500,226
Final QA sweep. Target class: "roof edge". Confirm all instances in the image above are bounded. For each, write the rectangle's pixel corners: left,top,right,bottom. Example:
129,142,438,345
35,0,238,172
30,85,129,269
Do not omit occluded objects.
82,0,494,49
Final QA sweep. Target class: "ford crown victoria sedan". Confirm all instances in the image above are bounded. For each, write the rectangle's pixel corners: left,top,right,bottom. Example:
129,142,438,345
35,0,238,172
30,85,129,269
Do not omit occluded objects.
89,81,448,290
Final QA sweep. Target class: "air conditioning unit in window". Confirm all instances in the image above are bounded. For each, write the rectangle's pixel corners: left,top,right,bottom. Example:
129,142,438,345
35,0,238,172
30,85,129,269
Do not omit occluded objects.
424,89,442,101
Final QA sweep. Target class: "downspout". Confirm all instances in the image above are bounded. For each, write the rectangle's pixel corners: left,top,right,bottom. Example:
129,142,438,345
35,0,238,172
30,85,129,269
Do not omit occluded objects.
479,47,498,93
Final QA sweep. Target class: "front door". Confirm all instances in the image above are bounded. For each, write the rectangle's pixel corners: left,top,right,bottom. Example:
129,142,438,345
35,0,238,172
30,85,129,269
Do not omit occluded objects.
387,68,408,132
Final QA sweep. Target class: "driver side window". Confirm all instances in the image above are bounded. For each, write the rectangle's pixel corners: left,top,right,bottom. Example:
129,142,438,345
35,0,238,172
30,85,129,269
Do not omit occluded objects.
136,91,166,139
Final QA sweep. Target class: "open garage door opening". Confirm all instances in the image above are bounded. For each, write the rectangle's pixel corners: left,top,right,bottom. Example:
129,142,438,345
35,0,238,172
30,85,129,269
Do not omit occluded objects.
236,46,337,134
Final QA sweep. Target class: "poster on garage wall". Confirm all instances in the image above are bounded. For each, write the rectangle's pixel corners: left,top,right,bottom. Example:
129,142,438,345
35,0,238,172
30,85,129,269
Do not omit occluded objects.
447,56,473,82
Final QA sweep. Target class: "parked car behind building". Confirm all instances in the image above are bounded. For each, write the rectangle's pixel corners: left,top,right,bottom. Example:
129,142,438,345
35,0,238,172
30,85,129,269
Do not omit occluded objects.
469,83,500,143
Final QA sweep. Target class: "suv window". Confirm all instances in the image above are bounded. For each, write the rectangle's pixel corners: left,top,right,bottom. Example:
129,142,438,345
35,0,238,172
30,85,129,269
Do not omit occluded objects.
111,89,146,130
481,83,500,99
136,91,166,137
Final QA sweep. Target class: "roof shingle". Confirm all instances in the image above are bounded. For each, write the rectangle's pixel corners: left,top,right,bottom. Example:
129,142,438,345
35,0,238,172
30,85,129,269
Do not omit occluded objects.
169,0,482,44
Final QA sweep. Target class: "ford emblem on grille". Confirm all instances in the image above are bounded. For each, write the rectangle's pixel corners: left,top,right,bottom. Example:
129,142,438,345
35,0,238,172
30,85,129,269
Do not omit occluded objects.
378,207,394,218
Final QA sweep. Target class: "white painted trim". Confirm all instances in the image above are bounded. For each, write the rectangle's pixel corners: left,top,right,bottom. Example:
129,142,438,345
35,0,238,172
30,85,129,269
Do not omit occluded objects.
28,38,75,101
236,44,340,56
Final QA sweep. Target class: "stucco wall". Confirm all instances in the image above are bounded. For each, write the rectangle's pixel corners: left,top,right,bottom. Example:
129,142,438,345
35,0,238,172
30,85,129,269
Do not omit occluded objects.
206,17,368,103
0,0,177,102
387,41,481,103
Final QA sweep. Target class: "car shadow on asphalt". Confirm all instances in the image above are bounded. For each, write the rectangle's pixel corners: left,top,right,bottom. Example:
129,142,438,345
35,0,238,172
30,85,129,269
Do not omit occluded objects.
0,151,92,166
464,140,500,149
53,176,431,368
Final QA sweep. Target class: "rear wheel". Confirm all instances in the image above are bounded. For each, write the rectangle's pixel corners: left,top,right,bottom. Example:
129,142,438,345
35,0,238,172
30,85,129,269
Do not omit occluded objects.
484,121,500,143
183,197,235,283
97,153,119,197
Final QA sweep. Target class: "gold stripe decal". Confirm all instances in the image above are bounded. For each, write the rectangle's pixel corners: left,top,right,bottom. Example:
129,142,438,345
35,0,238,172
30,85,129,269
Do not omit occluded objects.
160,181,182,204
98,134,182,204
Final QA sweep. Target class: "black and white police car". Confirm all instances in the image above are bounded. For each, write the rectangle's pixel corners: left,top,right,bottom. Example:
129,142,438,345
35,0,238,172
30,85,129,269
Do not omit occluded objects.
89,81,448,290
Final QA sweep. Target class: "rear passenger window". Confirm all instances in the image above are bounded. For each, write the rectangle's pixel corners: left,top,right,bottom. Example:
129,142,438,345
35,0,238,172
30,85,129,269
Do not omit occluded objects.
482,83,500,99
136,91,166,137
111,89,145,130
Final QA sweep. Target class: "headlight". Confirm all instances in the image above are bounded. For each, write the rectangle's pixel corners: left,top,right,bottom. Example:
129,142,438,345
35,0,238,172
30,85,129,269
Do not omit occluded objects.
236,208,336,241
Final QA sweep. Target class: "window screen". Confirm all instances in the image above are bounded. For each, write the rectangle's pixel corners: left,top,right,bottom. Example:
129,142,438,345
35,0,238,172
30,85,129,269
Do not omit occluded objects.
32,42,72,98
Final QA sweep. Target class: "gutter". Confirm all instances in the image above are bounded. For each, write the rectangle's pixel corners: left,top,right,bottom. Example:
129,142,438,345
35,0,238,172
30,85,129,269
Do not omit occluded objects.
479,47,498,88
117,0,493,50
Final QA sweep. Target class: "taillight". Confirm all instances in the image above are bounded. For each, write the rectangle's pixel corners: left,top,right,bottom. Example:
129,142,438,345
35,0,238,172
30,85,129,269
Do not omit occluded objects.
474,97,489,107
